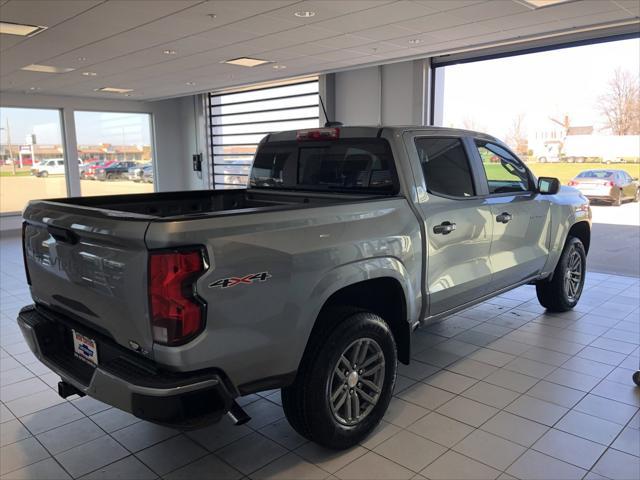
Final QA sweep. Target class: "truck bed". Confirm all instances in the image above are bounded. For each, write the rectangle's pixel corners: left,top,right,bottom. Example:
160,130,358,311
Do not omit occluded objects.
43,189,358,219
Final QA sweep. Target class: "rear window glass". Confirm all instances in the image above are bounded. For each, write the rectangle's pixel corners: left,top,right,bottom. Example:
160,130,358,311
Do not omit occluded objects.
249,139,397,194
576,171,614,179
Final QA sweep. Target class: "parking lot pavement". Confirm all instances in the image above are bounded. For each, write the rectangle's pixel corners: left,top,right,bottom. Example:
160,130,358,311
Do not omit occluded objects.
589,202,640,277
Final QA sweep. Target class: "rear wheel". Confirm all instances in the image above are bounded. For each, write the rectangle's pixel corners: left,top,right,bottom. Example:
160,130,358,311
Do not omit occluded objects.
536,236,586,312
40,171,48,177
282,308,397,449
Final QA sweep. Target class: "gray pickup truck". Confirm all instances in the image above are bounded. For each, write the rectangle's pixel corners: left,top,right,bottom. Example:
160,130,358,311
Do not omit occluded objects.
18,126,591,449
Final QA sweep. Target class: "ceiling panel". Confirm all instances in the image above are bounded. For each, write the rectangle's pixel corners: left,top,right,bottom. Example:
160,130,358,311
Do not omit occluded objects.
613,0,640,16
394,11,470,33
409,0,487,12
0,1,201,76
356,24,421,41
449,0,530,21
312,1,437,33
0,0,101,27
0,0,636,100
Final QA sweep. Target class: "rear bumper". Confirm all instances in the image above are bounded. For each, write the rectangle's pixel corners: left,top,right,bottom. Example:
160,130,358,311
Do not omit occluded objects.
17,305,235,429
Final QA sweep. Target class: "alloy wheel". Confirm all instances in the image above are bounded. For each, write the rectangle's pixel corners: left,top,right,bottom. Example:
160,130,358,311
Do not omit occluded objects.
564,247,583,301
328,338,385,426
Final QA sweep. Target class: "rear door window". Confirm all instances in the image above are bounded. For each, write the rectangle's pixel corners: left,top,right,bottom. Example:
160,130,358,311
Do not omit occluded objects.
414,137,475,198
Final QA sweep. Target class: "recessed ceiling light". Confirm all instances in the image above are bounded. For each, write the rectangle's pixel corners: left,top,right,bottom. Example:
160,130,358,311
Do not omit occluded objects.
185,81,196,86
82,71,97,76
272,64,287,70
28,87,41,91
77,56,87,62
207,13,217,19
223,57,270,67
0,21,47,37
95,87,133,94
408,39,422,44
163,49,177,55
517,0,572,7
21,64,75,73
294,11,315,18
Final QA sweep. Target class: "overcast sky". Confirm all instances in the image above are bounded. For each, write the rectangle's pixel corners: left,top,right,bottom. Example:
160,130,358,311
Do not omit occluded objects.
440,38,640,141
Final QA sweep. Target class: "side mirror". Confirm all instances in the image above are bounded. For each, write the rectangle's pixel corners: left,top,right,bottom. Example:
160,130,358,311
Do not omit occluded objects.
538,177,560,195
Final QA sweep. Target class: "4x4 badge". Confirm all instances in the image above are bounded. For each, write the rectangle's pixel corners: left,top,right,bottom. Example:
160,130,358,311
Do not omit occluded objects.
209,272,271,289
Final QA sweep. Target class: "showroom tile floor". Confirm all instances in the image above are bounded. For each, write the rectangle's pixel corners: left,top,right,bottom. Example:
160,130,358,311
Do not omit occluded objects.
0,231,638,480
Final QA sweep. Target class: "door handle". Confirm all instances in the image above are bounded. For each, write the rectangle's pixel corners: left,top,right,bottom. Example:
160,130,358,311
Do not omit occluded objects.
433,221,456,235
496,212,512,224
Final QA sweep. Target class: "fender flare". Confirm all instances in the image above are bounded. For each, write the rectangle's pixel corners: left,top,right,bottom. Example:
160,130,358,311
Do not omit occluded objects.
292,256,417,368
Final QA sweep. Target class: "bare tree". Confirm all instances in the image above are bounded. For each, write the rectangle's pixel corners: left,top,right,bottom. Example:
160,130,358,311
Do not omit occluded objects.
461,117,485,132
506,113,528,157
598,68,640,135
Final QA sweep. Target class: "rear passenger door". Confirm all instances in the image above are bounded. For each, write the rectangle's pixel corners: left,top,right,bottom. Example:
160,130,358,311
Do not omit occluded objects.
471,139,550,291
408,134,494,316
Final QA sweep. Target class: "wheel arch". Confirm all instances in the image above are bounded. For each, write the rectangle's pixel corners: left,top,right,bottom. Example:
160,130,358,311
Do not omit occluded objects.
299,263,414,370
317,277,411,365
568,220,590,254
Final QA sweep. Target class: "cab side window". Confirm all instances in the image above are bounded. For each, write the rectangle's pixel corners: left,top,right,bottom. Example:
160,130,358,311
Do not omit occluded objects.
415,137,475,198
476,140,532,194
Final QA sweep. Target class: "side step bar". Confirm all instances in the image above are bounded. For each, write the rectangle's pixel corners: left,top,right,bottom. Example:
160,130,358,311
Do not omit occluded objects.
226,400,251,425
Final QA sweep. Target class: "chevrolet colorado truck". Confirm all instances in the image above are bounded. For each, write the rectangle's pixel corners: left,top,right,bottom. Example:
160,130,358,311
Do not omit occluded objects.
17,126,591,449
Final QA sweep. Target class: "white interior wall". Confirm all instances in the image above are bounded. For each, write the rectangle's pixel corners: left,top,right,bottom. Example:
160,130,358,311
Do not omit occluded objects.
332,59,431,127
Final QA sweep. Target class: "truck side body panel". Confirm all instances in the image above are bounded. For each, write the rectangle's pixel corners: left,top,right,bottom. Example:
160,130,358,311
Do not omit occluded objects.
146,197,423,389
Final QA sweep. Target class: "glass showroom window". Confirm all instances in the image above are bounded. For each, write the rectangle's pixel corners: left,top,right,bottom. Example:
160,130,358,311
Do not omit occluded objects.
0,107,67,215
434,38,640,184
208,79,319,189
74,111,154,196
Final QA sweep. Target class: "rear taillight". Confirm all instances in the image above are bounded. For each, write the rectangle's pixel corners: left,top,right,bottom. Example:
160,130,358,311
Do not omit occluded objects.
604,181,614,187
296,127,340,141
568,180,577,186
149,249,207,346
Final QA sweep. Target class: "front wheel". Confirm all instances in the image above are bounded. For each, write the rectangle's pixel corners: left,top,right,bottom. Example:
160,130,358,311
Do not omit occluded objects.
536,236,586,312
282,309,397,449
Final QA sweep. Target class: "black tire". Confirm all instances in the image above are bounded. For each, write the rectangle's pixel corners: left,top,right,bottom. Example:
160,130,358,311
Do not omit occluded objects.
536,236,586,312
40,171,48,177
282,308,397,449
633,371,640,387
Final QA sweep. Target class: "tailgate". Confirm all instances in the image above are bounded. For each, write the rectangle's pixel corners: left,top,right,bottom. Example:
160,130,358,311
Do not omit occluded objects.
23,201,154,357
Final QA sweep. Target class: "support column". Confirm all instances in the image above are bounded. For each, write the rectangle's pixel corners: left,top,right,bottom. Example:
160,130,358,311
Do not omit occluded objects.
61,108,80,197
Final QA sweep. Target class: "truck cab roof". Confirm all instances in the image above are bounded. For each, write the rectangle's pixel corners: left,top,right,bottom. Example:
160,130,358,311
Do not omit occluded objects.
264,125,502,144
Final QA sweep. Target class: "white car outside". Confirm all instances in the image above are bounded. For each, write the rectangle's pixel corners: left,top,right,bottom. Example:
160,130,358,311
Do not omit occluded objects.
32,158,65,177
